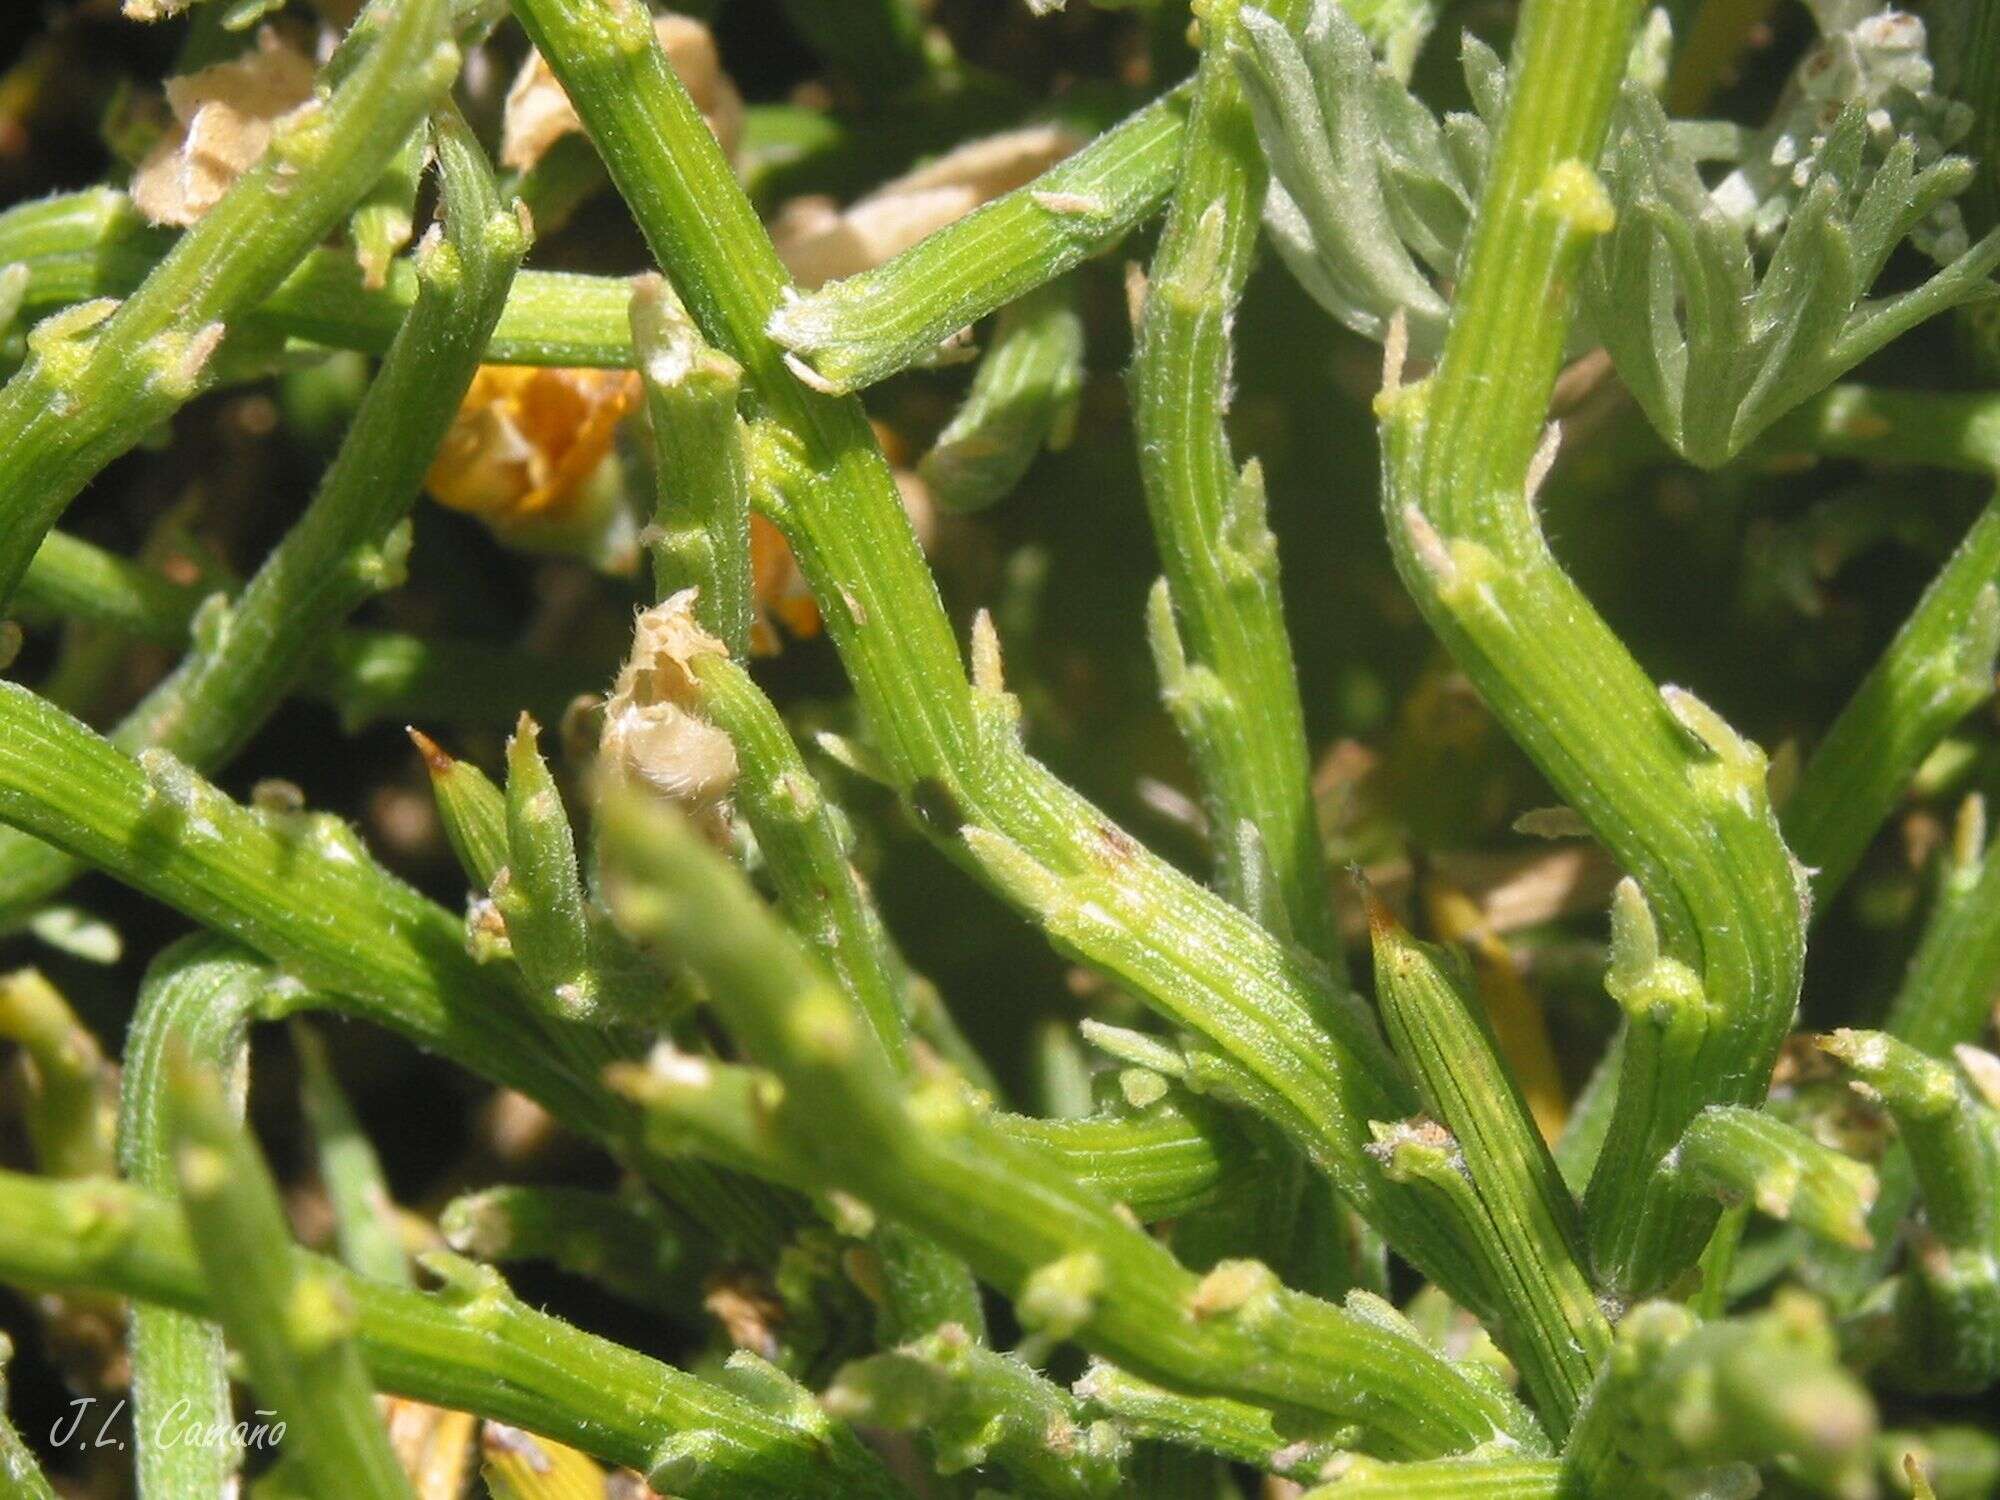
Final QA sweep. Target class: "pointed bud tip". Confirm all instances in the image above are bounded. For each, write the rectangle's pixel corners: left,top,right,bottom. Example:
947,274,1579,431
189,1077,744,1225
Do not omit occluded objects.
406,726,455,776
1353,868,1400,940
1905,1451,1938,1500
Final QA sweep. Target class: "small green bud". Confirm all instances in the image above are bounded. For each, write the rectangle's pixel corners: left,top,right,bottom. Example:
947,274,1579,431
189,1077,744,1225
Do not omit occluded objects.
1019,1251,1104,1338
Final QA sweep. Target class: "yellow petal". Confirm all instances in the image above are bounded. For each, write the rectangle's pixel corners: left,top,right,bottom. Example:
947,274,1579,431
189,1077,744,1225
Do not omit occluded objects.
426,365,641,527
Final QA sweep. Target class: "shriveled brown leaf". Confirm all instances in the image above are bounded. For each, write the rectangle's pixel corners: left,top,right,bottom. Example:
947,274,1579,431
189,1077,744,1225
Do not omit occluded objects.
131,28,317,228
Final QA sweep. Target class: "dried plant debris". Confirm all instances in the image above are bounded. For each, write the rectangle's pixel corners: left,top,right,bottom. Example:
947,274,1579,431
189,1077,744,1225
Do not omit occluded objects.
131,29,318,228
502,15,743,173
772,123,1081,287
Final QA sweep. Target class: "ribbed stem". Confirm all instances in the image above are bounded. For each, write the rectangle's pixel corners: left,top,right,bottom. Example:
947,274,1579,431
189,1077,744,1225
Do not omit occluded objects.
0,1170,909,1498
0,0,459,605
599,792,1545,1459
117,936,282,1499
1376,0,1804,1294
505,0,1484,1308
1132,0,1334,957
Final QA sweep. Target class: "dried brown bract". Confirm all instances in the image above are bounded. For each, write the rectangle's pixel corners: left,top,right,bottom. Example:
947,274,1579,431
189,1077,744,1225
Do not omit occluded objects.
598,589,738,832
502,15,742,173
772,123,1081,288
131,29,318,228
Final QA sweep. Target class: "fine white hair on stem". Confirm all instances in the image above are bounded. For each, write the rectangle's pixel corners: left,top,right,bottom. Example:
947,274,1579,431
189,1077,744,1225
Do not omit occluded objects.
1525,421,1563,506
1382,307,1410,395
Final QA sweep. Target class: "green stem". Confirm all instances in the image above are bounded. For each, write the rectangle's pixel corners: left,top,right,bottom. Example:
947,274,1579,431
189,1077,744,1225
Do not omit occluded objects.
0,78,1189,390
632,274,755,656
500,717,602,1022
293,1022,413,1286
1299,1459,1564,1497
689,674,992,1343
621,1045,1255,1226
1884,809,2000,1056
1132,0,1334,958
766,83,1196,392
1368,908,1608,1432
0,113,527,928
117,936,285,1500
599,792,1545,1460
0,969,115,1180
1763,385,2000,474
0,188,629,367
1949,0,2000,237
1565,1297,1876,1498
0,683,792,1260
10,532,598,733
0,1171,908,1499
1670,1104,1878,1250
439,1185,688,1316
351,129,425,291
824,1327,1127,1498
920,276,1085,515
1000,1091,1258,1223
505,0,1478,1310
171,1058,416,1500
1072,1361,1336,1482
1375,0,1802,1295
1691,1200,1751,1321
694,653,911,1063
0,0,458,606
1758,386,2000,909
113,112,522,770
14,529,207,647
1821,1031,1991,1252
1785,499,2000,905
626,299,989,1338
1811,805,2000,1304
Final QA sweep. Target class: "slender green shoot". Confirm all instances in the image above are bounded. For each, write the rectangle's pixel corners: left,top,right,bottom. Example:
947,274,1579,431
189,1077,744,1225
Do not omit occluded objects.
0,1169,908,1498
117,936,287,1500
170,1055,416,1500
0,0,459,605
597,789,1544,1459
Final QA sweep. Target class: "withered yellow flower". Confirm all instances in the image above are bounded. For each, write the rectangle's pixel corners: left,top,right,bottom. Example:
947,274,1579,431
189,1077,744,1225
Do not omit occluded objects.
381,1398,477,1500
480,1421,622,1500
428,376,930,655
750,512,819,653
130,27,317,227
425,365,642,531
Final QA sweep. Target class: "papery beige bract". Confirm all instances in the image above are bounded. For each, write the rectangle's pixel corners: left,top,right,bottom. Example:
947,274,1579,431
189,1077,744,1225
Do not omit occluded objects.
598,589,738,831
772,123,1080,287
131,28,319,228
502,15,742,172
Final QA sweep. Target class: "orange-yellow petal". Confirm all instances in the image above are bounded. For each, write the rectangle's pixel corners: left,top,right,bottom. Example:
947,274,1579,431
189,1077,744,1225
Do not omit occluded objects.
740,424,933,655
426,365,641,528
748,512,819,655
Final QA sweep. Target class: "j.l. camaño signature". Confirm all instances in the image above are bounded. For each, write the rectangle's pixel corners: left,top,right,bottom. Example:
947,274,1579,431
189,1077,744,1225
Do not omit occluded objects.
49,1397,285,1453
